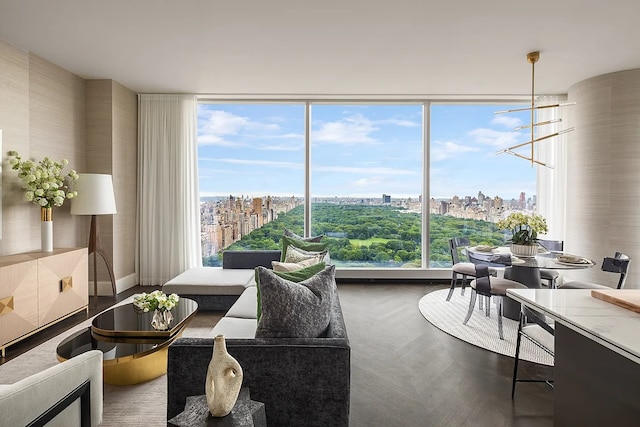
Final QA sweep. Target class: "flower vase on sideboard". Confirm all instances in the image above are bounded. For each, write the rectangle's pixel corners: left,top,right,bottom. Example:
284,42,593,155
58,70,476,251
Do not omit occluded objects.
41,207,53,252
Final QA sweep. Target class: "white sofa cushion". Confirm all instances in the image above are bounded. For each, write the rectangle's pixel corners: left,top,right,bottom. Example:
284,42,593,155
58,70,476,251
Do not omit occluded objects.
163,267,255,296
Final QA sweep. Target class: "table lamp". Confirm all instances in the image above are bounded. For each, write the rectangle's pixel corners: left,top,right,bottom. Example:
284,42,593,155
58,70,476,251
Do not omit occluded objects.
70,173,117,307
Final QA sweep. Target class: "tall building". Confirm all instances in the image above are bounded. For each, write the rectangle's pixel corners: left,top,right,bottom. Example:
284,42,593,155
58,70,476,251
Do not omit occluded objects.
382,194,391,204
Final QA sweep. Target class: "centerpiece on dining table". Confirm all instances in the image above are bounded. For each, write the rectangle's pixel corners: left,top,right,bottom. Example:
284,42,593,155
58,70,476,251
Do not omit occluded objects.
496,212,548,258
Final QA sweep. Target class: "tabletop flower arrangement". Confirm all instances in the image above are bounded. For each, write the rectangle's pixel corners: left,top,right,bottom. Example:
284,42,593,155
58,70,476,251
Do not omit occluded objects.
133,290,180,312
134,290,180,330
7,151,79,208
496,212,548,254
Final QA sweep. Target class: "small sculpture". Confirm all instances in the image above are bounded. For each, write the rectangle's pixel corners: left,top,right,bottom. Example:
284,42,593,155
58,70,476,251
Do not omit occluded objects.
205,334,243,417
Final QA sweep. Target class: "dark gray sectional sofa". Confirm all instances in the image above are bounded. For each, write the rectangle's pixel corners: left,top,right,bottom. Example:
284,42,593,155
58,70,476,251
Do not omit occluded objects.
166,250,351,426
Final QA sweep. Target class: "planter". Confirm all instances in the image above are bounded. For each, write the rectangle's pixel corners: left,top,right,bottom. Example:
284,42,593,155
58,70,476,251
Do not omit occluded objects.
510,243,538,258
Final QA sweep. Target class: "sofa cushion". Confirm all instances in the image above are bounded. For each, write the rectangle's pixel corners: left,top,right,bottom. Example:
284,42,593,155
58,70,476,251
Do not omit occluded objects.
283,245,328,264
255,265,336,338
273,257,323,272
225,287,258,319
284,228,324,243
280,235,329,262
210,317,258,339
163,267,255,296
255,262,327,321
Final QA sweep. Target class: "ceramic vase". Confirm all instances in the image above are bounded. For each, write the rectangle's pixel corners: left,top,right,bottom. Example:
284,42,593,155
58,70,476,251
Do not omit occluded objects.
151,309,173,330
205,334,243,417
41,207,53,252
510,243,538,257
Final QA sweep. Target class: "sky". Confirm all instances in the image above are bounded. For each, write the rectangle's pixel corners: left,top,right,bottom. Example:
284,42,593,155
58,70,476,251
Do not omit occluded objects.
197,103,536,201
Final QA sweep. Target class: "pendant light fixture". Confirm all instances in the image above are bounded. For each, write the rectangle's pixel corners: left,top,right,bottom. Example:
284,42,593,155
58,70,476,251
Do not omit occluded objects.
495,51,574,168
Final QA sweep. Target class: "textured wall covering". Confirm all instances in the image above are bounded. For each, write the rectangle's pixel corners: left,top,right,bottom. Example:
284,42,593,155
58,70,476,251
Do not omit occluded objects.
85,80,137,291
0,39,137,292
565,68,640,289
0,39,85,255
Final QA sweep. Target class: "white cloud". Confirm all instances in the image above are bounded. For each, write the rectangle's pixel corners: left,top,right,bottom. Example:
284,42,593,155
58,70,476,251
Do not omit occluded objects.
198,109,281,146
431,140,479,162
313,114,378,144
216,158,303,170
316,165,418,176
491,115,523,129
261,144,302,151
378,118,420,127
468,128,525,149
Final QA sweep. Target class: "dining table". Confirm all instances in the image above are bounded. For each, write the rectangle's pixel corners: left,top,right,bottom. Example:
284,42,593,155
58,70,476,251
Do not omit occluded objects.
464,245,595,319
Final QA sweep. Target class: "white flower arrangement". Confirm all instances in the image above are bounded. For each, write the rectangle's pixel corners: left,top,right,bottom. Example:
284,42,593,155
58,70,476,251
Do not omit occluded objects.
7,151,79,208
496,212,548,246
133,290,179,312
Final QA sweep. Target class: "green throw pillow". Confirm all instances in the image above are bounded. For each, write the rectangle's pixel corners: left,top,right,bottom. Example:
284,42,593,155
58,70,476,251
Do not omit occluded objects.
254,261,326,321
284,228,324,243
255,264,336,338
280,235,329,262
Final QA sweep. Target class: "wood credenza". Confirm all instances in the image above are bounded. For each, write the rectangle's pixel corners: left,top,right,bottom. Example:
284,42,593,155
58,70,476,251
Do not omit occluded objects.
0,247,88,357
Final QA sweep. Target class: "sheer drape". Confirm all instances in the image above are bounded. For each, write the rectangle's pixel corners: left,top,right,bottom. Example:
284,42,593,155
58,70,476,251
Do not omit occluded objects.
136,94,202,286
537,95,569,241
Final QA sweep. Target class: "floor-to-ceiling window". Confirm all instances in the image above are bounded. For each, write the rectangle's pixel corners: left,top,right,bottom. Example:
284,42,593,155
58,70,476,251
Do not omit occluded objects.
310,104,423,268
197,99,536,273
429,103,535,267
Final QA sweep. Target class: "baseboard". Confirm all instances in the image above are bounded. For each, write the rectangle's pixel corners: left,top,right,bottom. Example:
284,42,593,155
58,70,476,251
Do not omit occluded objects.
90,273,137,296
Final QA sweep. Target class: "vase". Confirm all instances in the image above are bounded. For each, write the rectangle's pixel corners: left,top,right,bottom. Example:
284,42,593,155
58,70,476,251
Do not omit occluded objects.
205,334,243,417
510,243,538,258
151,309,173,330
41,207,53,252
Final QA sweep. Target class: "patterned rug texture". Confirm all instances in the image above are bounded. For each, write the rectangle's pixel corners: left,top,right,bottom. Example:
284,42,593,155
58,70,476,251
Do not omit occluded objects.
419,288,553,366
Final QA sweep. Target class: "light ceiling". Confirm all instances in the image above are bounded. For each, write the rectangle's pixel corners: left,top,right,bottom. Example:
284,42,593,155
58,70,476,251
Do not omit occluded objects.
1,0,639,97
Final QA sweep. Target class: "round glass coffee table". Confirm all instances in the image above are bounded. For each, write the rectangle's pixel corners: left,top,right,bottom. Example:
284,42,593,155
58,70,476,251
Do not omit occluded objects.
57,298,198,385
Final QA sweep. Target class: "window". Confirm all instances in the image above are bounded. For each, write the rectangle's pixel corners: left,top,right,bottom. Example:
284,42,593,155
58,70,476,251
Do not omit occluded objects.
197,100,536,272
429,104,535,267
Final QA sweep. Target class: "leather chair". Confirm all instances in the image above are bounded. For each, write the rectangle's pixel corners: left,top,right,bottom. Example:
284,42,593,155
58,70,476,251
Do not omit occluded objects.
560,252,630,289
462,264,527,339
538,239,563,288
446,237,496,301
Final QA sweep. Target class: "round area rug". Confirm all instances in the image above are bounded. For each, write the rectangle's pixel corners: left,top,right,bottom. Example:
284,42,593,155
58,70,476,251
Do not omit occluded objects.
419,288,553,366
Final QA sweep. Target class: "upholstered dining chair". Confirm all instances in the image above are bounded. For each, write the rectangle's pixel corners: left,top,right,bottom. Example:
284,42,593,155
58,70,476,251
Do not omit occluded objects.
560,252,631,290
511,305,554,398
462,264,527,339
538,239,564,288
446,237,497,302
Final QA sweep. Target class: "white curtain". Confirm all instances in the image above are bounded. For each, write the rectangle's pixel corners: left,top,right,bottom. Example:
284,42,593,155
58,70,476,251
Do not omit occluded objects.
537,95,569,242
136,94,202,286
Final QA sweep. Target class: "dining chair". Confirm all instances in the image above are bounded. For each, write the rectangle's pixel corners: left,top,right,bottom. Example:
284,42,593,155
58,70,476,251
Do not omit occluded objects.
511,305,554,398
462,264,527,339
446,237,496,302
560,252,631,289
538,239,564,288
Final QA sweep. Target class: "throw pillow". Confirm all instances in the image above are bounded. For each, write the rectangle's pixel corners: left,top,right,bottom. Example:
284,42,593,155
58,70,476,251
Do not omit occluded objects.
272,258,322,272
283,245,328,264
255,264,335,338
254,262,326,320
284,228,324,243
280,235,329,262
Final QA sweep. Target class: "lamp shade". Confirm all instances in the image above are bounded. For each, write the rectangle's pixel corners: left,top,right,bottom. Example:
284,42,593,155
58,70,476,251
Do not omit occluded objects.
70,174,117,215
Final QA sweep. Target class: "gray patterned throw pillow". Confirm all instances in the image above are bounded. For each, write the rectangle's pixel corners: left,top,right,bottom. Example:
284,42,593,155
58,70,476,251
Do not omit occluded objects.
255,265,336,338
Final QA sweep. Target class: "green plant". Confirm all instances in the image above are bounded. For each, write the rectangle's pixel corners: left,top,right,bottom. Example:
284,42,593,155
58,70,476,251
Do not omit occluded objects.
496,212,548,245
133,290,179,312
7,151,79,208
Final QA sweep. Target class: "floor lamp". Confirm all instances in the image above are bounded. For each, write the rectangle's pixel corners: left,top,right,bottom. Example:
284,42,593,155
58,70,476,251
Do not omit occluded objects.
71,174,117,307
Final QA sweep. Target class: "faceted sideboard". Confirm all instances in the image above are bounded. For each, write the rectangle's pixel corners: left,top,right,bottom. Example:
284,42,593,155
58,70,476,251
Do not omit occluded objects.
0,247,88,357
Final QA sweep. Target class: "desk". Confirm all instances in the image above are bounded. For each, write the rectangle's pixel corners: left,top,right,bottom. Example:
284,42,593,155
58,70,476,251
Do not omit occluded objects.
466,246,594,319
507,288,640,426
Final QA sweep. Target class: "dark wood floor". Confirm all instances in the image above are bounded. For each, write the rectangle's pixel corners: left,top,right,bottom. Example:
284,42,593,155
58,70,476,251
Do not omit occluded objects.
1,283,553,426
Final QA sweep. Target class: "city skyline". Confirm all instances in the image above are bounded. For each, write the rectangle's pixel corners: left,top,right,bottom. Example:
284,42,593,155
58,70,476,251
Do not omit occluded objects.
197,103,537,200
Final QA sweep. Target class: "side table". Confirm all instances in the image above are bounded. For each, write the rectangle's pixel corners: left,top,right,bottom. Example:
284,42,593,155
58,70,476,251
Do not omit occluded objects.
168,388,266,427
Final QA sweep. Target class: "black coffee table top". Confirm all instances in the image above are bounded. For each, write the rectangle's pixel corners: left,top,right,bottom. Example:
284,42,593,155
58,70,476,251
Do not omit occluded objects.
92,298,198,339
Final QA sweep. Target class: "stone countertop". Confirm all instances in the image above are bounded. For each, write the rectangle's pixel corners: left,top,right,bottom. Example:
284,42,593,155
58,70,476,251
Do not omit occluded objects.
507,288,640,364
